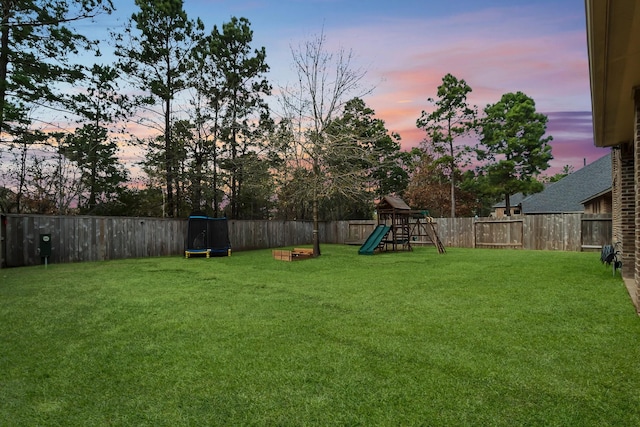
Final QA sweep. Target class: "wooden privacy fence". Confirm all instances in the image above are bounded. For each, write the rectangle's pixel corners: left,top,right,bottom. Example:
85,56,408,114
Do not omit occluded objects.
331,215,611,251
0,213,612,268
1,215,187,267
466,214,611,251
0,215,321,268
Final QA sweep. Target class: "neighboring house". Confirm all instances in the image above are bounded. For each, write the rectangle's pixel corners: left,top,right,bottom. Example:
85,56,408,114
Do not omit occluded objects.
491,153,612,216
491,193,527,217
522,153,612,214
581,189,613,215
585,0,640,312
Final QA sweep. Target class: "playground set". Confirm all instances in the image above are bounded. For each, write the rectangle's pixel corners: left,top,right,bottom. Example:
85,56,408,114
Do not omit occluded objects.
358,195,445,255
183,197,442,260
184,214,231,258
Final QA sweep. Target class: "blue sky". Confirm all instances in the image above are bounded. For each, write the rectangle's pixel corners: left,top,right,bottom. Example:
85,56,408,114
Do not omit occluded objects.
98,0,602,175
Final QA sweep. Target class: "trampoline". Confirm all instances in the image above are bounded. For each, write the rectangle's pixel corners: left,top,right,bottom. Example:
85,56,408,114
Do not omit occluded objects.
185,214,231,257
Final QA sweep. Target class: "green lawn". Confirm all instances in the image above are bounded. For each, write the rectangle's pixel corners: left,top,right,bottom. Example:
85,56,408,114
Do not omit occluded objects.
1,245,639,426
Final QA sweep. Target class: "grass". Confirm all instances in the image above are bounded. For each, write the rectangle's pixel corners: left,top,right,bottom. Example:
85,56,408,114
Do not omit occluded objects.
1,245,639,426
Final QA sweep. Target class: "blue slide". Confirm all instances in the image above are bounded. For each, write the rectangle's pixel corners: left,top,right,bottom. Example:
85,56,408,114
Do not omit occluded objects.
358,225,391,255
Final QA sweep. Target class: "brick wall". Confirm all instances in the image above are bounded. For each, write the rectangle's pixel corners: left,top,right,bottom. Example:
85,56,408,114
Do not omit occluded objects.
619,142,635,279
635,92,640,303
612,147,621,242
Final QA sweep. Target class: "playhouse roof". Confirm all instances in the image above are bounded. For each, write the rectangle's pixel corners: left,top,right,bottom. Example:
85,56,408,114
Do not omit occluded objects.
377,195,411,211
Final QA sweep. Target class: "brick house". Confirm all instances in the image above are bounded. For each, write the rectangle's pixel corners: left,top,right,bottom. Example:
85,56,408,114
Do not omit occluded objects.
581,189,613,215
586,0,640,312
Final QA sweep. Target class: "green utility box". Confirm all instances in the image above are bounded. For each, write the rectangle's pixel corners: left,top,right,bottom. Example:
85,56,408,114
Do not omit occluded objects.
40,233,51,258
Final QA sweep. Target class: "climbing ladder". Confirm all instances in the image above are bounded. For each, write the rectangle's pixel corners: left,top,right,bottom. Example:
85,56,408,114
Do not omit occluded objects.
408,215,446,254
425,221,446,254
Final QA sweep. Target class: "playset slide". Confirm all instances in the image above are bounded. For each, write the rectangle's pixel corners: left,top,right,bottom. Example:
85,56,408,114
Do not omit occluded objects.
358,225,391,255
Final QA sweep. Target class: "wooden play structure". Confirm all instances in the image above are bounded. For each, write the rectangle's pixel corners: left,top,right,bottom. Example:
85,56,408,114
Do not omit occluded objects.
359,195,445,255
272,248,314,261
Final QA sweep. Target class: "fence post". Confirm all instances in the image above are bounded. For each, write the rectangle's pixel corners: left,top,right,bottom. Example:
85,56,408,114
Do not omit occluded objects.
472,217,477,248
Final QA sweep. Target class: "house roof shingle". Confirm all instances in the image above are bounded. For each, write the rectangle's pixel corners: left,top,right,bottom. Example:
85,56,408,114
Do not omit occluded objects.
521,152,612,214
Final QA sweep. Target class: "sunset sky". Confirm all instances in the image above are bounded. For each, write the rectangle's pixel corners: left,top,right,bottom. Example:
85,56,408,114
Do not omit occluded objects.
99,0,604,175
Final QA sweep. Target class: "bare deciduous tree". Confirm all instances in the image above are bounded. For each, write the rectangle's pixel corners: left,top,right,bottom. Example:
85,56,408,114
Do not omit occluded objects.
278,31,373,256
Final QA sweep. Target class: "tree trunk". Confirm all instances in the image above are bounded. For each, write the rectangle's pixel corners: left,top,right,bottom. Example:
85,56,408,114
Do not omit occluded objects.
312,183,321,257
212,147,219,216
0,4,10,133
450,177,455,218
88,119,99,211
505,193,511,217
16,144,27,213
164,96,174,217
449,128,456,218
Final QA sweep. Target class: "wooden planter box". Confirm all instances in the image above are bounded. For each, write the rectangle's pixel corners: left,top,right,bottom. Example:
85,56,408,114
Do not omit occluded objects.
272,248,314,261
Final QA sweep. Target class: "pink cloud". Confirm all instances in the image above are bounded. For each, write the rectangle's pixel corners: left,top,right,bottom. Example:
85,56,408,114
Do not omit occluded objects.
259,3,592,173
113,2,595,177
